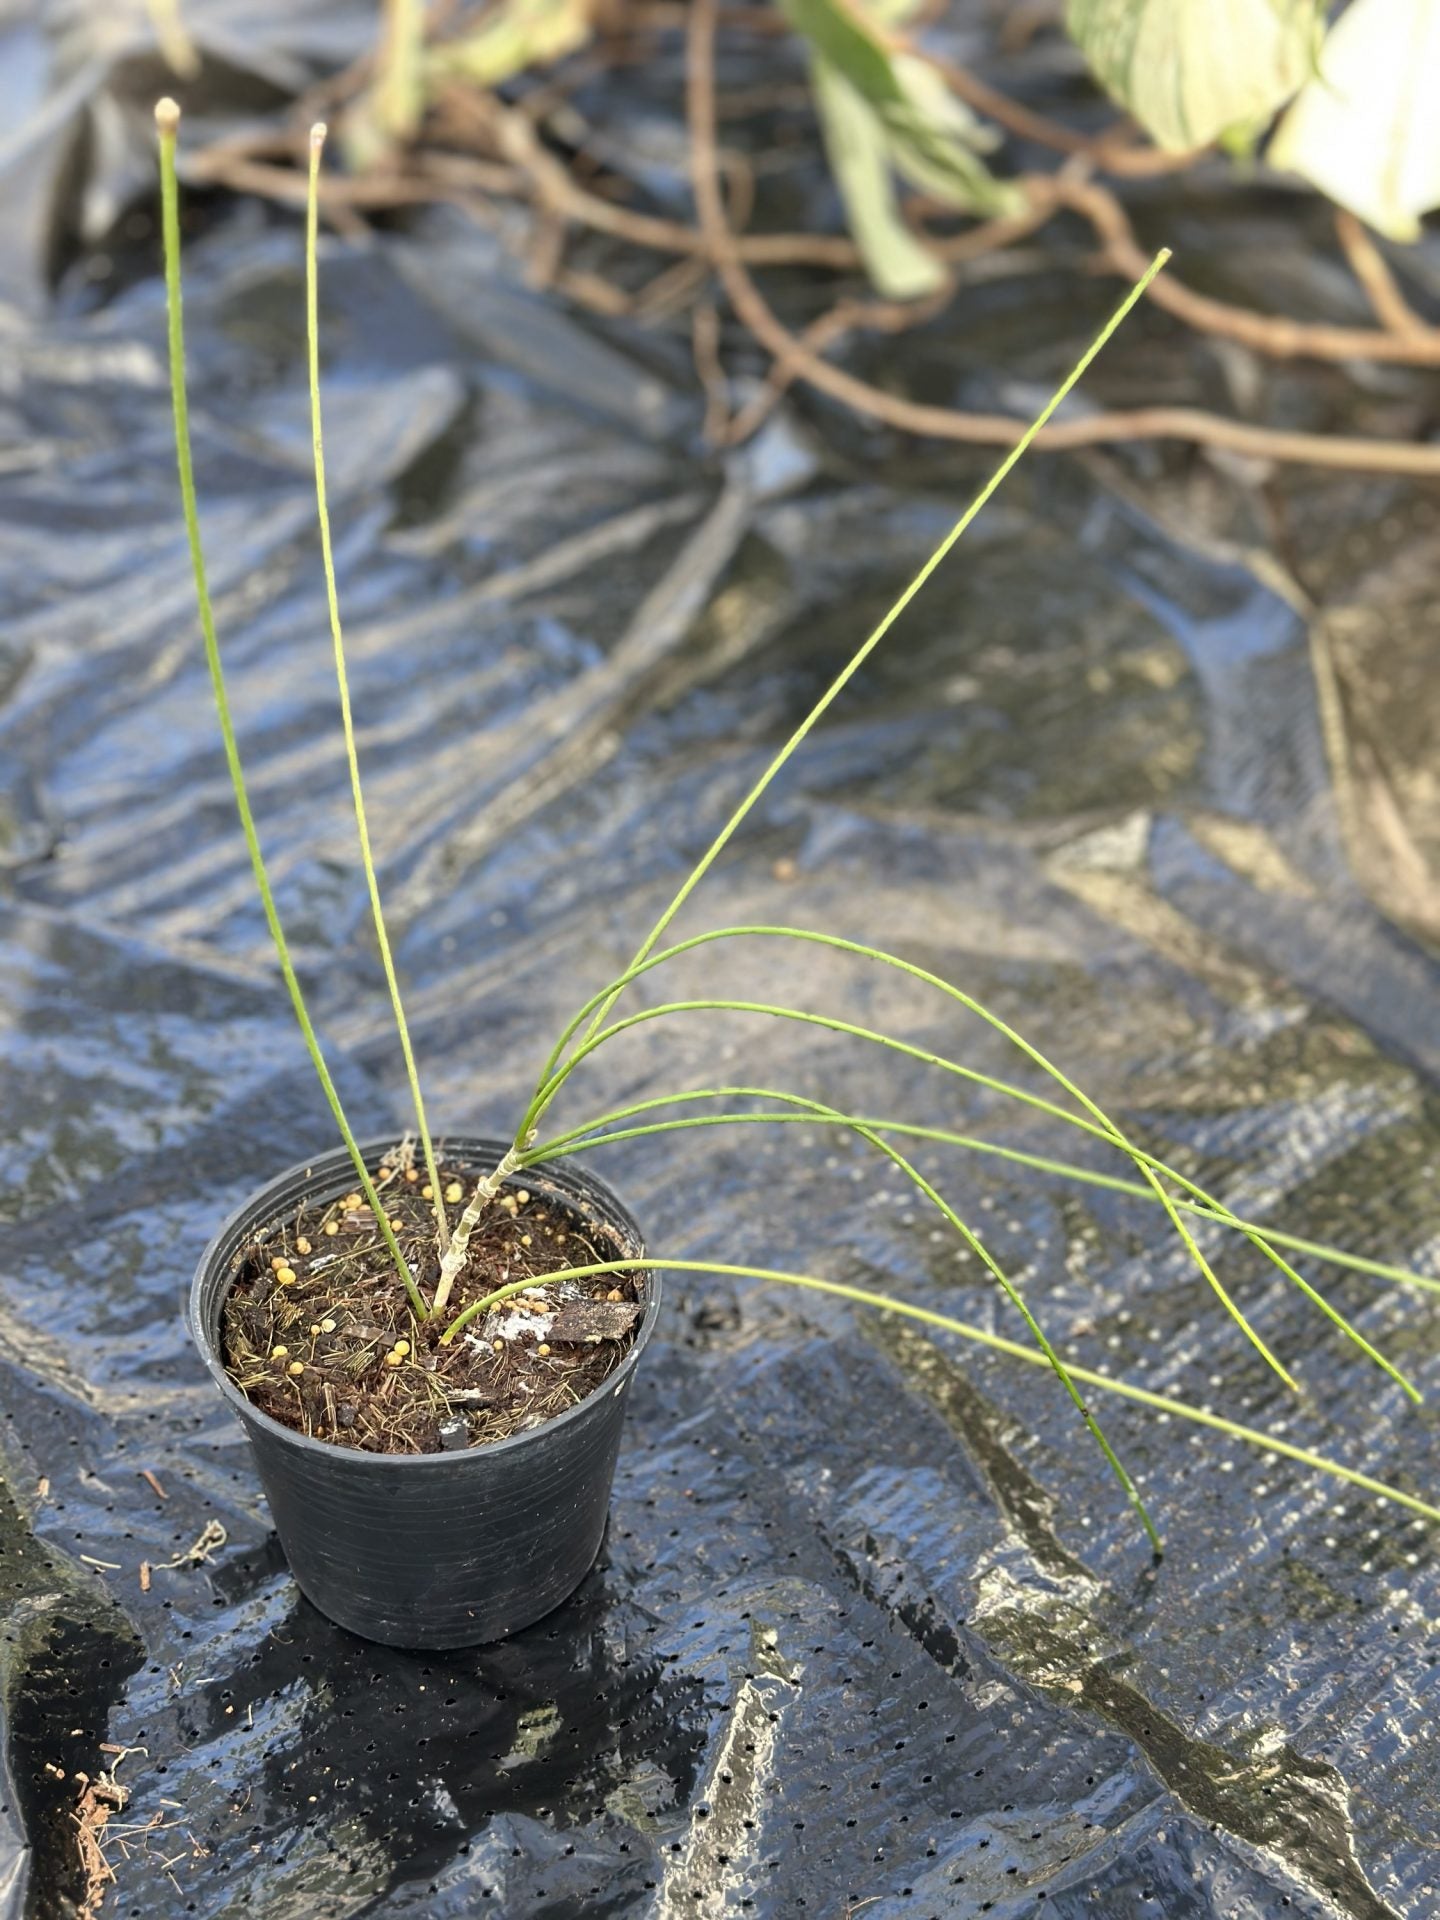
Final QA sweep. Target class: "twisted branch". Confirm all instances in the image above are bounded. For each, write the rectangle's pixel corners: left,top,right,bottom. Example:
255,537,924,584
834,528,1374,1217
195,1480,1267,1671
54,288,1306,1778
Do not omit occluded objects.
685,0,1440,476
183,2,1440,476
428,1143,526,1318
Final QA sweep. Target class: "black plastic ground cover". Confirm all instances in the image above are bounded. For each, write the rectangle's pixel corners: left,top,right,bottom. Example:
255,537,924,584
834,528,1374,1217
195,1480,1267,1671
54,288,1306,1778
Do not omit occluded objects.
2,7,1440,1916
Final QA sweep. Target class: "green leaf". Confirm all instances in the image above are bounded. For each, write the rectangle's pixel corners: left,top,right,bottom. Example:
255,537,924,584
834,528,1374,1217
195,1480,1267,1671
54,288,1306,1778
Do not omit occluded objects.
777,0,904,102
810,53,947,298
1269,0,1440,242
430,0,593,88
376,0,427,140
1067,0,1324,152
881,54,1021,213
782,0,1021,289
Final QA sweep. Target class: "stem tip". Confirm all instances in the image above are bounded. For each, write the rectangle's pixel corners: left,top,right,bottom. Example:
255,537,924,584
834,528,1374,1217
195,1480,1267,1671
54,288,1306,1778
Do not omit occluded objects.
310,121,328,149
155,97,181,135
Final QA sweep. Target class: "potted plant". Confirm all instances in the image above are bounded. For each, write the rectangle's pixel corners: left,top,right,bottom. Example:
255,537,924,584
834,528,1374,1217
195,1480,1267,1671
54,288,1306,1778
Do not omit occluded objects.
156,101,1438,1650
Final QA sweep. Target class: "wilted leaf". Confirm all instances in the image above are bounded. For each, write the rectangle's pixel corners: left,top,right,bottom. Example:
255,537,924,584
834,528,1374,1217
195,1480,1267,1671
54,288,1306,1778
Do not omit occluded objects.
432,0,593,89
783,0,1019,293
883,53,1019,213
811,54,948,298
375,0,426,141
1067,0,1324,152
779,0,901,103
1269,0,1440,242
140,0,201,79
344,0,426,168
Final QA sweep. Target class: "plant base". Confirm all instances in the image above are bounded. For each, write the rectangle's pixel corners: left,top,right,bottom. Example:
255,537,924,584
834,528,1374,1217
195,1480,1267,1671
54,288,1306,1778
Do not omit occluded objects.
189,1137,660,1648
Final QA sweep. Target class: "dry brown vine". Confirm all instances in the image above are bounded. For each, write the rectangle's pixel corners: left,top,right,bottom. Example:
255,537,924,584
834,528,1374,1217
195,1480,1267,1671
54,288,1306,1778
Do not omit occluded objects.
181,0,1440,477
684,0,1440,474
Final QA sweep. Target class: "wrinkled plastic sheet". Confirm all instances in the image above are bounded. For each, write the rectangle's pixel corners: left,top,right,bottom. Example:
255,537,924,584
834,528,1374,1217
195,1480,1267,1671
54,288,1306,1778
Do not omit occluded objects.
3,16,1440,1920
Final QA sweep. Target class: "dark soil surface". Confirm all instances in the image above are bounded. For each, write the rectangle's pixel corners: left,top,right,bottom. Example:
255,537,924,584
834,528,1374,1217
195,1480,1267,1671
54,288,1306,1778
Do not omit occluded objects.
220,1151,644,1454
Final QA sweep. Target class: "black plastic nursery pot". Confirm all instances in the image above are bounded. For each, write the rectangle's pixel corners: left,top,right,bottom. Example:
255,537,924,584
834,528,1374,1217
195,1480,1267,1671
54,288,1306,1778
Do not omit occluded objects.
189,1135,660,1649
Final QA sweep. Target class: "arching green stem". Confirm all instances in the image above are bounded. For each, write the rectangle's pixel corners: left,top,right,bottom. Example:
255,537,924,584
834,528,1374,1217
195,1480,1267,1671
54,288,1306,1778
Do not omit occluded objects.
156,99,422,1316
638,1084,1159,1544
522,1089,1420,1402
524,1093,1440,1295
306,124,448,1257
437,1257,1440,1529
520,922,1415,1385
526,992,1299,1386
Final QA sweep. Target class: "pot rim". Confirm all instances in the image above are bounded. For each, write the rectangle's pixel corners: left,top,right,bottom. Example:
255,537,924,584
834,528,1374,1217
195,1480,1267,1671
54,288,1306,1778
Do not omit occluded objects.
188,1132,662,1470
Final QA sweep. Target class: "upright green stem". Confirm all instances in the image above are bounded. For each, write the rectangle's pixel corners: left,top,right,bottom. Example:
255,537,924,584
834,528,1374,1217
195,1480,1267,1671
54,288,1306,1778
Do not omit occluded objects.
560,252,1170,1057
156,99,423,1318
437,1257,1440,1528
305,123,448,1255
494,266,1169,1315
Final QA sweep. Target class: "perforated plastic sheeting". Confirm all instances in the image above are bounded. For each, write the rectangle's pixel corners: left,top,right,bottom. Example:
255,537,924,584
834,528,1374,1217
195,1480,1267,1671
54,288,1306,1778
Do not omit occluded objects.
3,40,1440,1920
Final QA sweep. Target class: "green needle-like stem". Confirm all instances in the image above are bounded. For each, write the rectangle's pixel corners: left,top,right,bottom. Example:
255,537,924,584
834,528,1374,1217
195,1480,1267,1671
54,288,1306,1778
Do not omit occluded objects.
438,1258,1440,1530
560,251,1172,1056
156,99,423,1317
306,123,449,1257
523,1090,1421,1404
